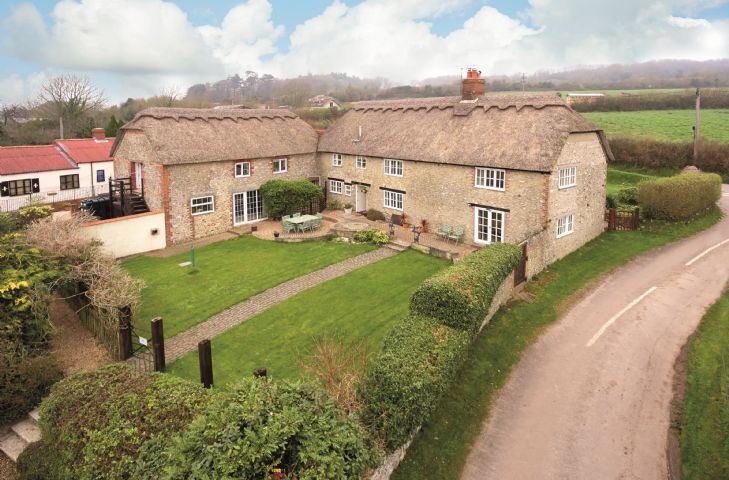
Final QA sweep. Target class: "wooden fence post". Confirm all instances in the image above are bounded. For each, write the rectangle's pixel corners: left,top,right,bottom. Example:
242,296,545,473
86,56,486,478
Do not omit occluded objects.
198,340,213,388
633,208,640,229
608,208,617,231
151,317,165,372
118,306,133,361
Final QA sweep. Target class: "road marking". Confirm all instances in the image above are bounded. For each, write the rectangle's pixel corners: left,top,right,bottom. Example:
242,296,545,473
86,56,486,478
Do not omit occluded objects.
685,238,729,266
586,286,657,348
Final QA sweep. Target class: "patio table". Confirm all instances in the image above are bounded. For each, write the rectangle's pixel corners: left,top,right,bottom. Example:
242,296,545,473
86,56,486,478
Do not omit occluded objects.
285,214,318,226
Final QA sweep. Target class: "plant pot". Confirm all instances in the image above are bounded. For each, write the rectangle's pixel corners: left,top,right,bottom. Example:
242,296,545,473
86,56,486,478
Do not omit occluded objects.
273,232,280,238
402,223,410,229
344,208,353,215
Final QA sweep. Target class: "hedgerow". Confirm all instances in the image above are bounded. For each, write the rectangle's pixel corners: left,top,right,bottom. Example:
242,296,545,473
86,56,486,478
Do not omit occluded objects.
610,137,729,176
409,243,522,333
358,315,471,451
638,173,721,220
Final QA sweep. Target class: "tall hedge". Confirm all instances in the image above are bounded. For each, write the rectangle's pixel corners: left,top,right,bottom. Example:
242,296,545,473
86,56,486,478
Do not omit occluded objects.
358,315,471,451
39,364,210,480
410,243,522,333
260,179,324,217
638,173,721,220
610,137,729,175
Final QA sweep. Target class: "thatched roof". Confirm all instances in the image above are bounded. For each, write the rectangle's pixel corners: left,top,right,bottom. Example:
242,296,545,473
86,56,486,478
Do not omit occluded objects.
111,108,318,164
318,95,611,172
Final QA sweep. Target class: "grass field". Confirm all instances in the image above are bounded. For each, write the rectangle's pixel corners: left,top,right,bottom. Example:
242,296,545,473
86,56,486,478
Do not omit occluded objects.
583,109,729,143
122,237,375,338
392,207,723,480
606,163,677,196
680,288,729,479
167,249,449,385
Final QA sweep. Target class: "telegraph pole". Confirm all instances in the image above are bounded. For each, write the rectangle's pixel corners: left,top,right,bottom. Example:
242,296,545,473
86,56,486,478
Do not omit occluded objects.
521,73,526,93
693,88,701,164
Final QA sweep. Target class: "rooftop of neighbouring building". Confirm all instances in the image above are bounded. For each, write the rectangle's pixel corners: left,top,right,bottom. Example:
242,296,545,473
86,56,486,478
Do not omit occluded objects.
0,145,77,175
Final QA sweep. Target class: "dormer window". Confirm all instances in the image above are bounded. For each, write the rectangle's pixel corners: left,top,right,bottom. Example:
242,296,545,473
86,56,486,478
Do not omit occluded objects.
332,153,342,167
475,167,505,191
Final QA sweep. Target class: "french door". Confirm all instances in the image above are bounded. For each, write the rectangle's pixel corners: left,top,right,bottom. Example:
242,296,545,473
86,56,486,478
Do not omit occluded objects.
233,190,264,225
474,207,505,244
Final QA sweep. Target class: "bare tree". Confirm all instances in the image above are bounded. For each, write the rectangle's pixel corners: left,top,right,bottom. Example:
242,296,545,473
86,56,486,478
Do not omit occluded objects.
156,86,183,107
37,74,106,139
0,102,23,126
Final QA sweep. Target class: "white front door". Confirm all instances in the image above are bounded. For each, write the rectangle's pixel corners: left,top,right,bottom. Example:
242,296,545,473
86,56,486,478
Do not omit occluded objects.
233,190,265,225
134,162,142,190
355,185,368,212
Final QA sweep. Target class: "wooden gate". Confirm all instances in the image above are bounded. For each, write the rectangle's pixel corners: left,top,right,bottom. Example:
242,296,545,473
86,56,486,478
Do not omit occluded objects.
514,243,528,286
607,208,640,231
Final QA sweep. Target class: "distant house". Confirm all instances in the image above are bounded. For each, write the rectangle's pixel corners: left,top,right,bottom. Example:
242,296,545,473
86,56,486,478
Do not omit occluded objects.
307,95,341,109
111,108,319,245
0,128,114,211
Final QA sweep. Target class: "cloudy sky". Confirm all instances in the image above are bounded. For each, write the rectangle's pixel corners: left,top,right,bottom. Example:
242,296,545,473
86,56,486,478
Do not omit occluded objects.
1,0,728,104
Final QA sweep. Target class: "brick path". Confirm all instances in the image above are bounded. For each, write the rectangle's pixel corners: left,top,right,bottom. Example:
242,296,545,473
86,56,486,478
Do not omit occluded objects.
162,247,397,363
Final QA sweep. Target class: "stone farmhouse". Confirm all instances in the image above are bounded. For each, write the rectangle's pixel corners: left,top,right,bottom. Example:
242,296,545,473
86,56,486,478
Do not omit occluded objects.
111,73,610,277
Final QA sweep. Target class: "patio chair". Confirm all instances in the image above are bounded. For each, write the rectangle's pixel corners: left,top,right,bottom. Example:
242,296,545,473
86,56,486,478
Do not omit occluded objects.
297,219,313,233
282,220,296,234
282,214,291,221
315,212,323,219
312,218,322,230
293,213,301,218
437,224,452,240
447,226,465,245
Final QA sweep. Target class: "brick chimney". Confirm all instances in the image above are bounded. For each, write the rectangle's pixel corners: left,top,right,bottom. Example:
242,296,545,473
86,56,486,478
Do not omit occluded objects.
91,128,106,141
462,67,486,101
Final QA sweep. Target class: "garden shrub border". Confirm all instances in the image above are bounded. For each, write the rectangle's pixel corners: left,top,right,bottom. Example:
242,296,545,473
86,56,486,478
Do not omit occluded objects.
639,173,722,220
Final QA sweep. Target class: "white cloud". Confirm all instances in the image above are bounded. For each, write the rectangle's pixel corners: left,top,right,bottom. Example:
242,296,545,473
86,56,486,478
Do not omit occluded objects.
668,15,712,27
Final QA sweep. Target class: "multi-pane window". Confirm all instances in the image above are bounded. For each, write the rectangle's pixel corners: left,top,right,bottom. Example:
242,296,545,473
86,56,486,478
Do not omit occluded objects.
356,156,367,169
329,179,343,194
558,166,576,188
556,214,574,237
96,170,105,182
235,162,251,177
1,178,37,197
233,190,264,224
475,167,505,191
191,196,214,215
474,208,505,244
383,190,403,210
273,158,287,173
384,159,403,177
332,153,342,167
344,184,352,196
60,174,80,190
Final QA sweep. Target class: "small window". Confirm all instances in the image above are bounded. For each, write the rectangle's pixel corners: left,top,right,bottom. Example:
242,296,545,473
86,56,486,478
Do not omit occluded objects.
559,166,576,189
191,196,214,215
475,167,505,191
556,214,574,238
60,174,80,190
383,190,403,210
273,158,287,174
344,184,352,196
235,162,251,177
356,156,367,169
329,179,343,194
332,153,342,167
96,170,105,182
384,159,403,177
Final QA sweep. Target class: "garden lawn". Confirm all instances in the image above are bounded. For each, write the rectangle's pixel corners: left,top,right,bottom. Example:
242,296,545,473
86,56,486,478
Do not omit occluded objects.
167,249,449,384
123,236,375,338
680,288,729,479
607,163,678,196
583,109,729,143
393,207,723,480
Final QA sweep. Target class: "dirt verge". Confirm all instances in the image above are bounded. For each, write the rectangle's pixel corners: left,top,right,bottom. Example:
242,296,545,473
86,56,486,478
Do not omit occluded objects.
666,331,693,480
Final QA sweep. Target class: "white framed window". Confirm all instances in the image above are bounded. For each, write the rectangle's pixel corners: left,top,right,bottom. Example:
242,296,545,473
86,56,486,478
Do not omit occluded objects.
329,179,343,194
356,156,367,169
344,184,352,196
474,208,505,244
475,167,505,191
191,196,214,215
384,158,403,177
556,214,574,238
273,158,287,173
558,166,576,189
332,153,342,167
383,190,403,211
235,161,251,177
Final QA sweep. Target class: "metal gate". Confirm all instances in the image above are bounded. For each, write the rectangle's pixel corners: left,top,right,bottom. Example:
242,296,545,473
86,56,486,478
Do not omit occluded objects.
128,324,155,372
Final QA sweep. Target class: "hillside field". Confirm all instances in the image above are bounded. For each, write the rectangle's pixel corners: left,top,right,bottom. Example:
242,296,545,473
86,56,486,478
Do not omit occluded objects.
583,109,729,143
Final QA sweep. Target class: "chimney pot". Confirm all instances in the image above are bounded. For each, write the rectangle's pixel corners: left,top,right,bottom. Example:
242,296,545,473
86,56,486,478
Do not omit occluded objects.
462,68,486,100
91,128,106,140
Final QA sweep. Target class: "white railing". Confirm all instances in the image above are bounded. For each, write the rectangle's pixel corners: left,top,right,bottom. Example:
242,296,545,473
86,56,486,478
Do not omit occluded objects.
0,185,99,212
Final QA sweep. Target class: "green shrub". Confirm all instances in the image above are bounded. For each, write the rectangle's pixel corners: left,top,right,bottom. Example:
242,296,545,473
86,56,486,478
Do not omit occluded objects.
638,173,722,220
366,209,386,222
410,243,522,333
39,364,209,480
605,193,617,209
327,199,342,210
358,315,471,451
616,186,639,205
17,205,53,225
609,137,729,175
260,179,324,218
0,339,62,425
156,378,378,480
353,228,390,245
16,440,62,480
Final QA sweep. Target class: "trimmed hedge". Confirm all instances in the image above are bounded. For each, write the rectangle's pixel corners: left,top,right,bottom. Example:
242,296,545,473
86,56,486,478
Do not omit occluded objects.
610,137,729,176
39,364,209,480
150,378,378,480
358,315,471,451
353,228,390,245
638,173,722,220
410,243,522,332
16,440,62,480
260,179,324,218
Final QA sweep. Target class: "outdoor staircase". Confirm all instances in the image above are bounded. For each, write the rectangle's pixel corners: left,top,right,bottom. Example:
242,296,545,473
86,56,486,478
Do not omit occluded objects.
128,193,150,215
386,239,412,252
0,408,41,462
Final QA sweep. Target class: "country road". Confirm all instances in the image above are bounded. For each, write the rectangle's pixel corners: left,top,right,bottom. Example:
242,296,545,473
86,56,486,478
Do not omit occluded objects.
462,185,729,480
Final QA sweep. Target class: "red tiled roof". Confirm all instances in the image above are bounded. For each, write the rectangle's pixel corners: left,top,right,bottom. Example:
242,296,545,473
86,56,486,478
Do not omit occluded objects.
0,145,77,175
55,138,115,163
